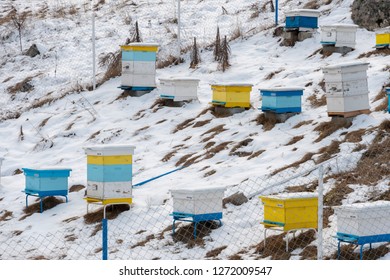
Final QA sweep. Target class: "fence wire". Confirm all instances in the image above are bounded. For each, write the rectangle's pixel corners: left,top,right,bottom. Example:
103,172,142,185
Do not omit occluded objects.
1,130,389,260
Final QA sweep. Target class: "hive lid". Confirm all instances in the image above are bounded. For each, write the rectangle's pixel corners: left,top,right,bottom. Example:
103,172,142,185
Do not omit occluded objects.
322,61,369,70
170,186,226,194
260,87,304,92
83,144,136,155
159,77,200,82
335,201,390,212
285,9,320,16
260,192,318,200
127,42,159,47
321,23,358,29
22,166,72,171
210,83,253,87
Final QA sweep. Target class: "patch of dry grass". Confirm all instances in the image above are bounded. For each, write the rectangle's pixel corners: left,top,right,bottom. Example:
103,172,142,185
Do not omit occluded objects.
254,113,282,131
204,170,216,177
131,234,155,249
307,93,326,108
285,135,304,146
204,141,232,159
293,120,313,129
0,210,13,221
84,204,130,224
264,68,285,80
315,140,340,164
193,119,212,128
357,48,390,59
229,138,253,156
69,185,85,193
326,243,390,260
272,152,315,175
173,221,221,249
344,129,366,143
254,230,316,259
162,150,177,162
247,149,265,160
205,246,228,258
175,153,197,167
313,118,352,143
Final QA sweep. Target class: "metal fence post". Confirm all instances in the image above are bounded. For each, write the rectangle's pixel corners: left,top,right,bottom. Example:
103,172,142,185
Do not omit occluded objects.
275,0,278,26
317,165,324,260
92,1,96,91
102,218,108,260
177,0,181,57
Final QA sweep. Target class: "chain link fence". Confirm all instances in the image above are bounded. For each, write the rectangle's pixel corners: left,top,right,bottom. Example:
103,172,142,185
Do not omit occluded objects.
2,123,388,260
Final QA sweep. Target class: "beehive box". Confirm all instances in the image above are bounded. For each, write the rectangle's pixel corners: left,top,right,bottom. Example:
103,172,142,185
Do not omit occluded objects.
320,24,358,49
259,193,318,231
170,187,225,217
159,78,200,102
211,83,253,108
335,201,390,237
83,144,135,204
285,9,320,30
376,32,390,48
120,43,159,90
260,87,304,113
322,62,370,117
22,167,72,196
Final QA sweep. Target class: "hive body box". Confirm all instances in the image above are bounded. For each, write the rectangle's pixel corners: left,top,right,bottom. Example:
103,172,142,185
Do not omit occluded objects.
323,62,370,117
23,168,72,197
260,87,304,113
211,83,253,108
170,187,225,219
159,78,200,102
376,32,390,48
83,145,135,205
387,88,390,113
120,43,159,90
285,9,320,30
335,201,390,237
320,24,358,48
259,193,318,231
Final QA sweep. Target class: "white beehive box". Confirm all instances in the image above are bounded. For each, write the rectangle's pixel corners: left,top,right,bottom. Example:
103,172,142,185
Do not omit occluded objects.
170,187,226,215
321,24,358,48
322,62,370,116
159,78,200,102
335,201,390,237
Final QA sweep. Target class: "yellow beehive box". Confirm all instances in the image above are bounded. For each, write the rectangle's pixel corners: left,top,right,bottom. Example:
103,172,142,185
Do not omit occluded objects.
211,83,252,108
376,33,390,48
259,192,318,231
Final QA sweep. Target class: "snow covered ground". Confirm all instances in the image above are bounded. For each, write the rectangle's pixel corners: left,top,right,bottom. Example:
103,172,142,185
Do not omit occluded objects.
0,0,389,260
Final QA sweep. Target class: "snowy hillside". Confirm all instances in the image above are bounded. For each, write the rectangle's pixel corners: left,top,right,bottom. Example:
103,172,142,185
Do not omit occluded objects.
0,0,389,260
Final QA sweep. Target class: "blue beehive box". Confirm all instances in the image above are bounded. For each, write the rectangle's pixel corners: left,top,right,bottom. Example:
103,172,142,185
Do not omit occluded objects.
260,87,304,113
285,9,320,30
23,167,72,212
23,168,72,196
387,88,390,113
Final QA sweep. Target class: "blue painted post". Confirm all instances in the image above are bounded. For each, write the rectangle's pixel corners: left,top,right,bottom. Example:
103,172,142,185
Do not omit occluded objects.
275,0,279,26
102,218,108,260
